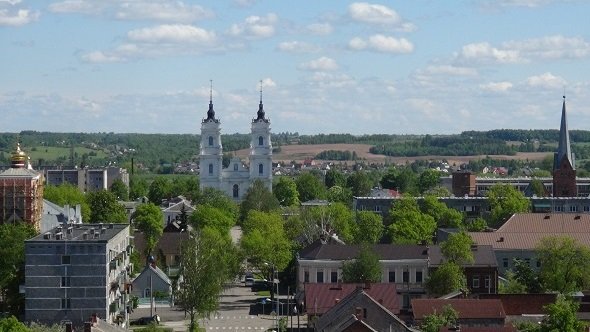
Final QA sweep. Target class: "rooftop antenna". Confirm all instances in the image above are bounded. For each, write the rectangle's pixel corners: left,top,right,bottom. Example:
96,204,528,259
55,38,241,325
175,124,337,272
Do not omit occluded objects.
210,79,213,103
259,79,263,103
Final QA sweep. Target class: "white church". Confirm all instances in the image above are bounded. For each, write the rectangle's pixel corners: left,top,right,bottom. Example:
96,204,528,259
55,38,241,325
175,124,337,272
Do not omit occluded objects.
199,87,273,201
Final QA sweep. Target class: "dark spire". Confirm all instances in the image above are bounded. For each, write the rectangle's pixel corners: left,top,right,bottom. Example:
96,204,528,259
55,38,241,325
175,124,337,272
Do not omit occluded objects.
555,95,575,170
206,80,216,121
256,80,266,121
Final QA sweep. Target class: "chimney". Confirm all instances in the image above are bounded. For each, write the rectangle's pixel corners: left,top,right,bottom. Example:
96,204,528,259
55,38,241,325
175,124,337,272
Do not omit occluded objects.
83,322,91,332
497,237,504,242
335,298,340,304
355,307,364,320
65,322,73,332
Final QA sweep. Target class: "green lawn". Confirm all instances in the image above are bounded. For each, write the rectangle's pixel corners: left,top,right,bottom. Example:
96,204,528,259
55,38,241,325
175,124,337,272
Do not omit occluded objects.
26,146,108,160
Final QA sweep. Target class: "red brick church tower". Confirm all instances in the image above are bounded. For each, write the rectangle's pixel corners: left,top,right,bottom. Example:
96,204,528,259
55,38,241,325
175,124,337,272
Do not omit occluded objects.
553,96,577,197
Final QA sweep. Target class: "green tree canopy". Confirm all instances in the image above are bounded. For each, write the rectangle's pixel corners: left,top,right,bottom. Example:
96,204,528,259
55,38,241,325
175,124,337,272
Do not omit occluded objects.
388,197,436,244
342,245,382,283
441,232,474,265
325,169,346,188
0,316,29,332
110,178,129,201
380,167,417,194
147,177,172,204
43,183,90,222
299,203,355,244
487,184,530,226
420,305,458,332
352,211,383,244
190,205,235,234
537,236,590,293
346,171,372,197
193,187,239,221
86,190,128,223
132,203,164,257
540,295,586,332
418,169,441,194
295,172,326,202
326,185,353,204
425,261,467,297
240,180,280,221
273,176,300,206
420,195,463,228
170,176,200,201
129,176,149,200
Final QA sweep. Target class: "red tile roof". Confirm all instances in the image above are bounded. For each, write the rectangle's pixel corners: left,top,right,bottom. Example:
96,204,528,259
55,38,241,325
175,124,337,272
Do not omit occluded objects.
479,294,557,315
439,326,516,332
498,213,590,233
468,232,590,250
304,283,399,315
411,299,505,320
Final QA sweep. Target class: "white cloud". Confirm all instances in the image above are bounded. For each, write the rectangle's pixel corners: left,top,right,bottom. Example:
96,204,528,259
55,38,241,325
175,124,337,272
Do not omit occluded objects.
228,13,278,39
496,0,553,7
127,24,216,44
306,22,333,35
0,8,38,26
48,0,99,14
348,2,401,25
260,77,276,88
348,34,413,54
424,65,478,76
458,42,523,64
81,51,124,63
526,72,566,89
480,81,513,92
276,41,319,53
299,56,339,71
503,35,590,60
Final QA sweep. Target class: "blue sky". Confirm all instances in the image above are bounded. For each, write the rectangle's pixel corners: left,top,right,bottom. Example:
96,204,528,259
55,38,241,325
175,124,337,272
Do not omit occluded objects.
1,0,590,135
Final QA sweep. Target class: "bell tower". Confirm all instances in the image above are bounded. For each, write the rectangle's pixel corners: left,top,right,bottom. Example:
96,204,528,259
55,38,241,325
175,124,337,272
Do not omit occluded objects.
249,81,273,191
553,96,577,197
199,81,223,191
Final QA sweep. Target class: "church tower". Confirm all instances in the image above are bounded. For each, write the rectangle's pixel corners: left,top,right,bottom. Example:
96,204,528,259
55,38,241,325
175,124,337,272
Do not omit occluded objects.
553,96,577,197
248,83,273,191
199,83,223,191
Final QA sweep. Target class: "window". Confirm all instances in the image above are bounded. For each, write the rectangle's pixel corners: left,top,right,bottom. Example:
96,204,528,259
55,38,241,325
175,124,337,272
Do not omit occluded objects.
525,258,531,267
484,276,490,289
503,258,509,268
536,260,541,268
403,271,409,283
208,163,213,175
569,205,578,212
472,276,480,289
61,277,70,287
144,288,151,298
258,136,264,146
388,271,396,283
584,206,590,212
554,206,564,212
374,205,381,212
61,298,71,309
62,255,70,265
304,271,310,283
234,163,238,171
233,184,239,198
208,136,213,146
259,164,263,175
416,271,423,283
331,271,338,283
316,271,324,283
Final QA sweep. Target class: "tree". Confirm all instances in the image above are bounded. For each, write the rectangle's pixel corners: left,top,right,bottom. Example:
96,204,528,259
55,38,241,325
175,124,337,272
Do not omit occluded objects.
499,271,527,294
177,227,236,332
0,224,37,316
441,232,474,265
240,180,280,221
540,295,586,332
273,177,299,206
295,172,326,202
327,185,353,204
193,187,238,221
132,203,164,258
129,176,149,200
346,171,372,197
299,203,355,244
418,169,441,194
537,236,590,293
43,183,90,222
0,316,29,332
352,211,383,244
425,261,467,296
388,197,436,244
325,169,346,188
190,205,235,234
420,305,458,332
170,176,200,201
342,245,382,283
86,190,128,223
487,184,530,226
381,167,417,194
110,178,129,200
147,177,172,204
530,178,547,197
420,196,463,228
513,259,542,293
465,217,487,232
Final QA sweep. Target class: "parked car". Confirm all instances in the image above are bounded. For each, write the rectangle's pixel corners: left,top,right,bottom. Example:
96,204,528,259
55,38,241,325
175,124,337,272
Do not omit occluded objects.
245,277,254,287
130,314,160,326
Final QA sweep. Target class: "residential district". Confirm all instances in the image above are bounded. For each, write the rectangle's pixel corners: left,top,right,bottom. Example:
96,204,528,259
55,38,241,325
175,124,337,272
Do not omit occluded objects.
2,97,590,332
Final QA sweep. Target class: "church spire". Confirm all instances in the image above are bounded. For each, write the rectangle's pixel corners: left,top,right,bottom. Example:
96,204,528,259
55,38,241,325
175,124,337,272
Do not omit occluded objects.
555,95,575,170
205,80,216,121
256,80,266,121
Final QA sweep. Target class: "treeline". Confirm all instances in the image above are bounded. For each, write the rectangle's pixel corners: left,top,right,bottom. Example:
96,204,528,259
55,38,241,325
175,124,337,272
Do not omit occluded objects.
370,136,517,157
315,150,358,161
297,133,420,145
461,129,590,142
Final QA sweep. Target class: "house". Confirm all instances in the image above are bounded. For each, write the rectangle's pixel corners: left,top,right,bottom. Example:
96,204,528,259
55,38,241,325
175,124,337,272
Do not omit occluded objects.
411,299,507,328
479,293,557,325
428,245,498,295
469,213,590,274
25,223,132,326
313,287,417,332
40,200,83,233
131,263,172,300
162,197,195,227
134,230,188,269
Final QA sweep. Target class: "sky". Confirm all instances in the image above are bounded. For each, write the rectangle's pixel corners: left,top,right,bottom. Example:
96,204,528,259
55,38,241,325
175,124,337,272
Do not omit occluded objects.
1,0,590,135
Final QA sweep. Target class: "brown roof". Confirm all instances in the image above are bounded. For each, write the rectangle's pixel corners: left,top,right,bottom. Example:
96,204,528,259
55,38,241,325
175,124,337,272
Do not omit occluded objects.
299,243,429,261
134,231,188,256
439,326,516,332
498,213,590,233
468,232,590,250
411,299,505,320
305,283,399,315
479,294,557,315
429,245,497,267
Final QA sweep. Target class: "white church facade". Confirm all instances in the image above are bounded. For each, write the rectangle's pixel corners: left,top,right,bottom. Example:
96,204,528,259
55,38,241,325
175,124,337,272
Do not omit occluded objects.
199,89,272,201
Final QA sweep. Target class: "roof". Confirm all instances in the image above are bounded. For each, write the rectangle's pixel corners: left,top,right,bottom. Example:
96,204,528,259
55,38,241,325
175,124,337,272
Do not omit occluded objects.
0,167,41,178
134,230,188,255
439,326,516,332
305,283,400,315
27,223,129,242
299,243,429,261
134,264,171,286
429,245,498,267
479,294,557,315
555,97,574,170
163,199,195,213
411,299,506,320
469,232,590,250
497,213,590,233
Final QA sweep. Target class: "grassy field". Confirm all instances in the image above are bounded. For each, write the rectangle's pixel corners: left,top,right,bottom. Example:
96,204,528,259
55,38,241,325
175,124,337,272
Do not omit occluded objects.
26,146,108,160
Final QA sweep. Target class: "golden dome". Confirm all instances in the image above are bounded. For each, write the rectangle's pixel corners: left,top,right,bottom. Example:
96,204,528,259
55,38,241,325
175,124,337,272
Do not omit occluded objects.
11,143,27,168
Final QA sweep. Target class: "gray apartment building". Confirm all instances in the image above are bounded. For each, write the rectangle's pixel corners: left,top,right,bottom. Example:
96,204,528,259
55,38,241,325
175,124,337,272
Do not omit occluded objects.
25,223,132,326
45,167,129,193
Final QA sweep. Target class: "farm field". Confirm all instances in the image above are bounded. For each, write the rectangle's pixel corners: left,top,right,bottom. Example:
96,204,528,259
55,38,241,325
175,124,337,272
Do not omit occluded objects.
25,146,107,161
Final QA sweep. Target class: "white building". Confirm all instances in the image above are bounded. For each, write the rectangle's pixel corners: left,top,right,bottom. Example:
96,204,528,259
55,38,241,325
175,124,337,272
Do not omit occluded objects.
199,88,272,200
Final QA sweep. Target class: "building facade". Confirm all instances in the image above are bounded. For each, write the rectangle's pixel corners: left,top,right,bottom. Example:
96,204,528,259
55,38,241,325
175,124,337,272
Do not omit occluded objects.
45,167,129,193
0,143,44,230
25,223,132,326
199,88,272,200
